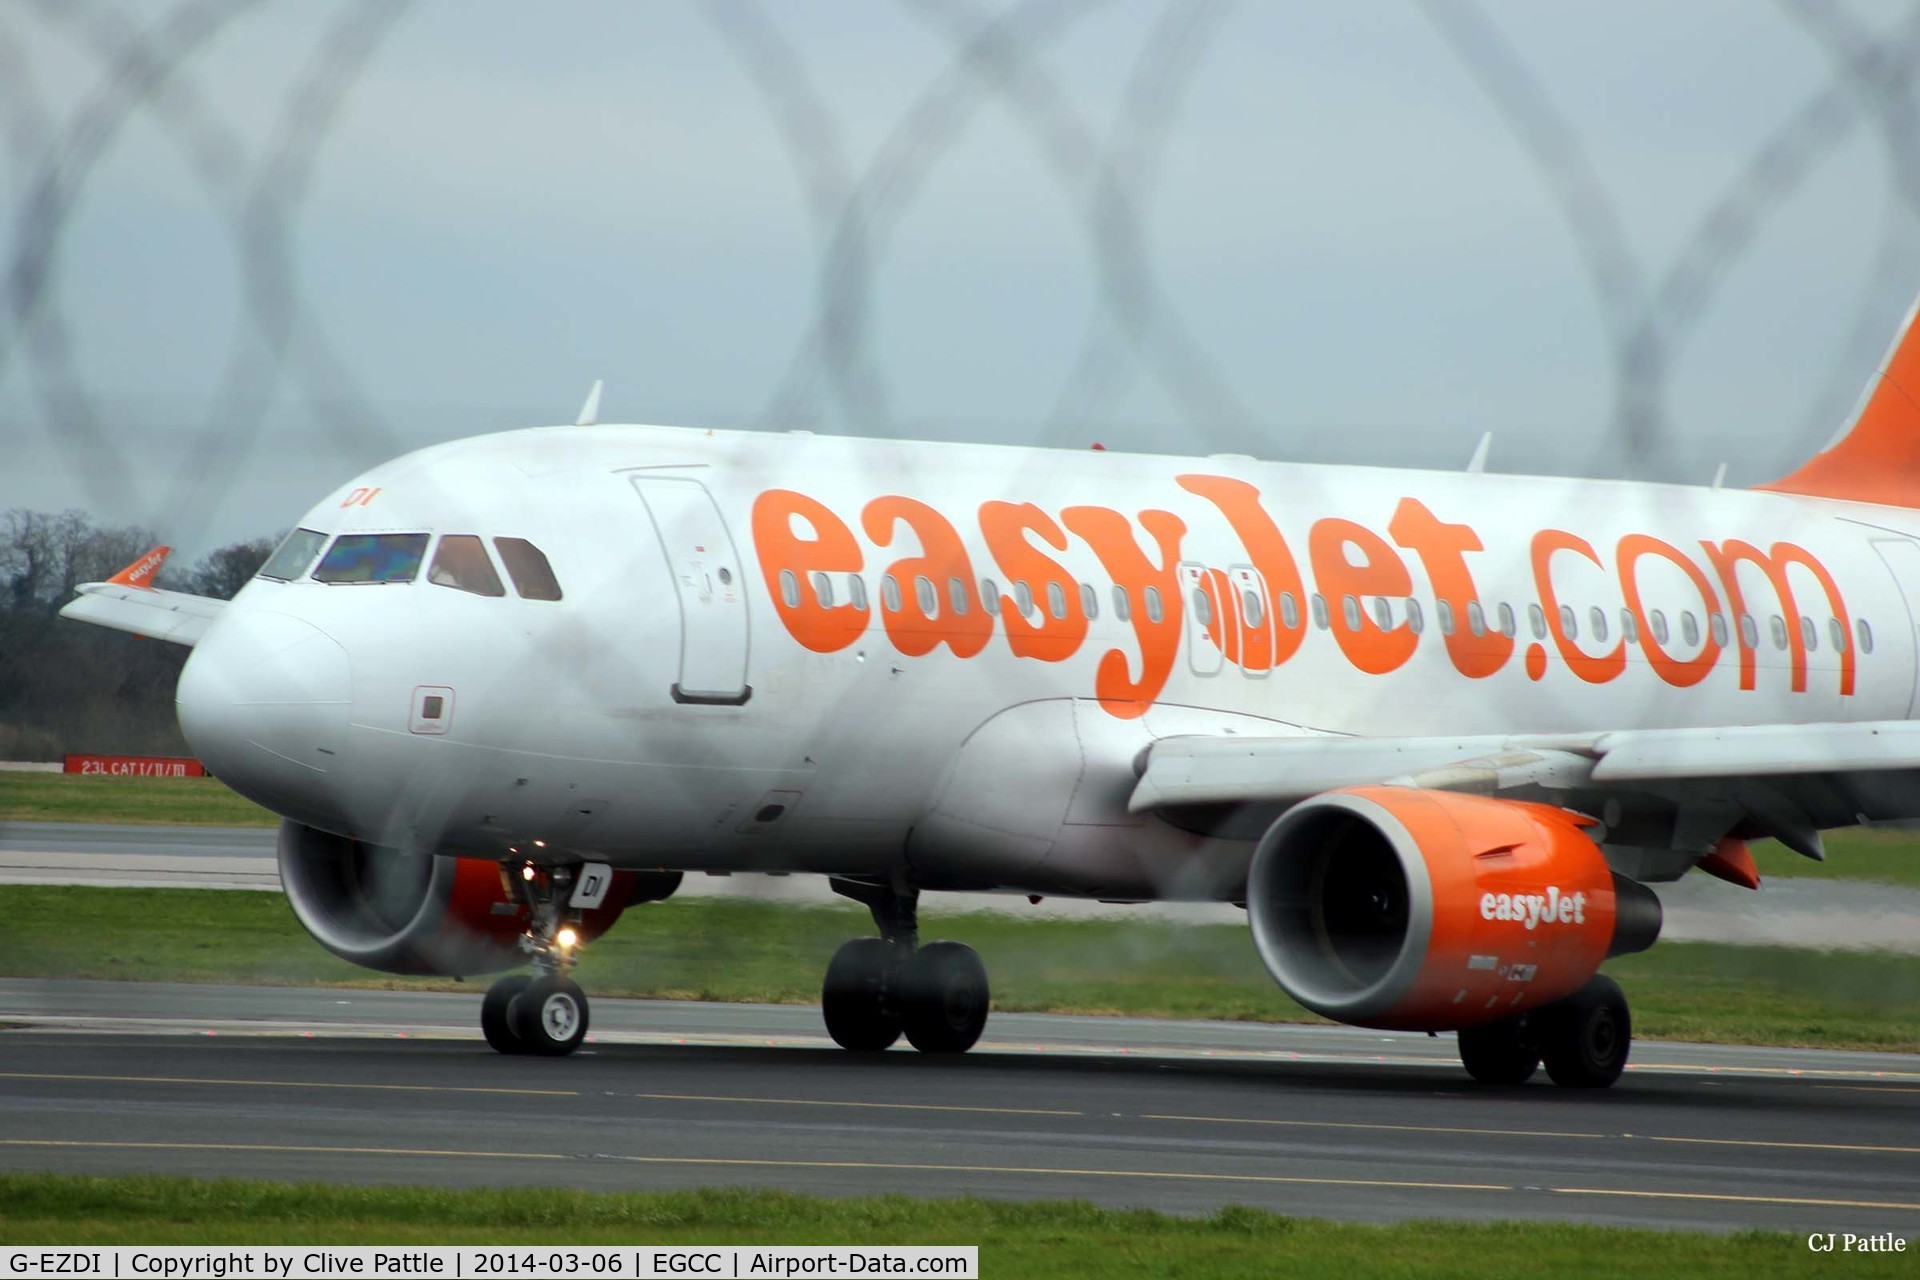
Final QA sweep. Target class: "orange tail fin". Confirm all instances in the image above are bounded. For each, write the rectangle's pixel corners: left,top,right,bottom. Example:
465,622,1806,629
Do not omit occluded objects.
1758,296,1920,506
106,546,171,589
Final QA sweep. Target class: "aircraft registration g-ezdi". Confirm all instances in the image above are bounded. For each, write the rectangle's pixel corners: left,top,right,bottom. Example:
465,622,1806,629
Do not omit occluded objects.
60,302,1920,1088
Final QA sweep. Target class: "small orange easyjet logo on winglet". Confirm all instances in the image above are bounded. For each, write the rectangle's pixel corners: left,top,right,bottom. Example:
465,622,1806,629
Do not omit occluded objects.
106,546,170,590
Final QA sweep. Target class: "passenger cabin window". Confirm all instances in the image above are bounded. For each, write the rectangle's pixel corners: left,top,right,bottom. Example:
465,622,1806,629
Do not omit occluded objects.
1801,616,1818,651
1497,602,1516,637
1279,591,1299,629
258,528,329,582
1620,608,1638,645
1112,584,1132,622
779,570,800,608
314,533,429,584
951,578,971,614
1829,617,1847,652
1047,581,1069,620
1858,618,1875,654
1467,600,1486,637
1710,613,1730,646
813,572,835,608
1310,593,1329,630
1437,599,1456,636
1193,587,1213,626
1589,607,1608,642
915,575,938,614
1651,610,1669,645
848,575,869,611
882,575,902,612
1406,597,1425,634
428,535,505,597
493,538,563,600
1559,604,1578,640
1769,615,1789,651
1082,582,1100,620
1371,596,1392,630
1146,586,1165,623
981,578,1001,613
1739,614,1759,649
1528,603,1547,640
1241,589,1261,627
1682,612,1700,646
1015,581,1036,617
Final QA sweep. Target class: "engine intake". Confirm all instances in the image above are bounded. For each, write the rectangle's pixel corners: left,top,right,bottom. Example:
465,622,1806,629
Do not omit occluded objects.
277,821,662,976
1246,787,1659,1030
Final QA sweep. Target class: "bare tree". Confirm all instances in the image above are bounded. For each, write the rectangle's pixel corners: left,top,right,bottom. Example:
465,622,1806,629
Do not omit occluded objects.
185,536,279,599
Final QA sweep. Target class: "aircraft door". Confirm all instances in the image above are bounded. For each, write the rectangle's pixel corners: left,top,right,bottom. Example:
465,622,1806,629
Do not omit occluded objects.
631,475,751,705
1227,564,1273,677
1179,562,1225,676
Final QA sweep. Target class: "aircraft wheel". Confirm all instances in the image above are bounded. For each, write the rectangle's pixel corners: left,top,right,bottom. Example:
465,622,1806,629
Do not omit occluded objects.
823,937,902,1051
1540,975,1630,1088
482,974,532,1054
1457,1016,1540,1085
898,941,989,1054
508,975,589,1056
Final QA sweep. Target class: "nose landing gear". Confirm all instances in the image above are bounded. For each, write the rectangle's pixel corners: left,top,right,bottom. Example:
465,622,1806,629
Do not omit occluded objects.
481,862,591,1056
823,878,990,1055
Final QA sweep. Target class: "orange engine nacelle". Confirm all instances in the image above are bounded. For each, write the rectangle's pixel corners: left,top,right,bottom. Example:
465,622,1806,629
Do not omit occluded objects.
278,821,677,976
1246,787,1661,1031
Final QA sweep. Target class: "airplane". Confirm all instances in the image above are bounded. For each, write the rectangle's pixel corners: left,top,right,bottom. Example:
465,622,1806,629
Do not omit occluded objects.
58,297,1920,1089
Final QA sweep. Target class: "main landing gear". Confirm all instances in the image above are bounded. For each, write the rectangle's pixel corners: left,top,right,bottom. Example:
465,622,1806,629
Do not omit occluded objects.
483,862,590,1057
822,878,990,1054
1457,974,1631,1088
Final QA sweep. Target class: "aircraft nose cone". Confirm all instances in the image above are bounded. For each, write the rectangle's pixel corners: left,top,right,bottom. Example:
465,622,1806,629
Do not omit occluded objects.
177,611,351,821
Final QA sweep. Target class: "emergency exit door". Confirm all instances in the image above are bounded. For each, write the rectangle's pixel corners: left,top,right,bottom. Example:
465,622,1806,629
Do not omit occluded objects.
631,475,751,705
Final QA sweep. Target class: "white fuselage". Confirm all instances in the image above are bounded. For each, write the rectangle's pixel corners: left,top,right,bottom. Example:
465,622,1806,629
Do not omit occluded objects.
174,425,1920,900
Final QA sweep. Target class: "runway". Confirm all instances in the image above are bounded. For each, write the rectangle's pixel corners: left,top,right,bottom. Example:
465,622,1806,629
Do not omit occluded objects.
2,980,1916,1235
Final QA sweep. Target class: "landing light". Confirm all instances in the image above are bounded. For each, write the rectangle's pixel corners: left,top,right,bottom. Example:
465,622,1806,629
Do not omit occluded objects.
556,927,579,950
521,865,537,882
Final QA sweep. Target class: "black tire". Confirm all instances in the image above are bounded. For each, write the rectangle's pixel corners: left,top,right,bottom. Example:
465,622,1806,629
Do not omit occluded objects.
898,941,989,1054
822,937,902,1051
482,974,532,1054
1457,1016,1539,1085
508,976,589,1056
1540,974,1630,1088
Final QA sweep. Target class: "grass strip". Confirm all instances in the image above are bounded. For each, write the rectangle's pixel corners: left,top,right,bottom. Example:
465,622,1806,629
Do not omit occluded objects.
1,885,1914,1052
0,1174,1888,1277
0,773,276,827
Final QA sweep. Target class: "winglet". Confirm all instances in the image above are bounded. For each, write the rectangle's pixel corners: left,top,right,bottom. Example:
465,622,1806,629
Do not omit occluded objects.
1757,292,1920,507
575,379,604,428
105,546,171,590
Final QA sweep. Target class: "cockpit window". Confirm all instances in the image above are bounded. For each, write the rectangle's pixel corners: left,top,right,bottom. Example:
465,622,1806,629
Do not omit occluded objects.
493,537,562,600
313,533,429,584
427,535,506,597
256,528,329,582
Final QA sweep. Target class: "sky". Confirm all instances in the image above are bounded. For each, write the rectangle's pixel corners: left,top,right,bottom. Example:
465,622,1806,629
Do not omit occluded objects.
3,0,1920,560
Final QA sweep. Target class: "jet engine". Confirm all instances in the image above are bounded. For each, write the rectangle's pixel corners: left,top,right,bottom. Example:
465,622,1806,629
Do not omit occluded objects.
277,820,676,976
1246,787,1661,1031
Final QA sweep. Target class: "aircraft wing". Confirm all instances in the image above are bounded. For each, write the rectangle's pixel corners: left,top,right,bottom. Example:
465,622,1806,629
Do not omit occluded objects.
57,546,226,647
1130,721,1920,868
